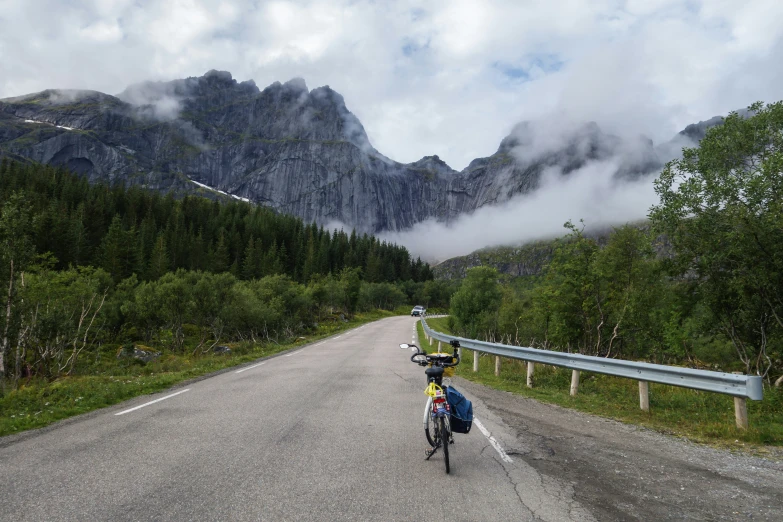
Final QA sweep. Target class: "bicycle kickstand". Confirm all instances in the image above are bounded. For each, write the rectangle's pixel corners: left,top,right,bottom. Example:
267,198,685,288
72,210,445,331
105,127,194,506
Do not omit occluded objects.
425,445,440,460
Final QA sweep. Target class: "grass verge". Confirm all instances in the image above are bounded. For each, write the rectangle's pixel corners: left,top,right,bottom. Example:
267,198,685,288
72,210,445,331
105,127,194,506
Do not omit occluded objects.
0,310,395,437
418,317,783,452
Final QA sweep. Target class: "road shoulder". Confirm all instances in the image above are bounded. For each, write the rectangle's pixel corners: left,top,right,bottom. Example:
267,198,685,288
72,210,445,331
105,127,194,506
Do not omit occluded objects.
455,377,783,521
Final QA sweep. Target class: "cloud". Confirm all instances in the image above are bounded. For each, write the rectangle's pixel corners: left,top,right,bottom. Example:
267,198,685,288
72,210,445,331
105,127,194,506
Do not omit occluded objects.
79,20,124,43
1,1,781,172
117,80,187,120
0,0,781,261
380,112,665,261
381,160,661,263
44,90,97,105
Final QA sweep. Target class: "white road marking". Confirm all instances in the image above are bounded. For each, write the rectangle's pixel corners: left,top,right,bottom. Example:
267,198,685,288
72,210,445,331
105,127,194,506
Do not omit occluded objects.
474,418,514,463
115,389,190,416
235,362,266,374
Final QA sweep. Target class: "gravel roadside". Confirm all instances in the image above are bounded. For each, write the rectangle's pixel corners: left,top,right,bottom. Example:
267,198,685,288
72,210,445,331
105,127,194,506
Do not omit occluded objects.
457,378,783,521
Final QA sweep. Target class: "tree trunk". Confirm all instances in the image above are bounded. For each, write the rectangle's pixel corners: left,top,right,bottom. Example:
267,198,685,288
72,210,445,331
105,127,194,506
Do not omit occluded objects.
0,258,14,395
13,271,25,389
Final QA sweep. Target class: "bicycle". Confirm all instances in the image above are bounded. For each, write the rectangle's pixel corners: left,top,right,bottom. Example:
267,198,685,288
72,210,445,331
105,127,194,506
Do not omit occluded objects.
400,339,461,474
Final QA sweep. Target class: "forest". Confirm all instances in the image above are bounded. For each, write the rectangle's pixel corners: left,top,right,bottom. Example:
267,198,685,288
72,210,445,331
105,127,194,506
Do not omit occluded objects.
0,159,454,394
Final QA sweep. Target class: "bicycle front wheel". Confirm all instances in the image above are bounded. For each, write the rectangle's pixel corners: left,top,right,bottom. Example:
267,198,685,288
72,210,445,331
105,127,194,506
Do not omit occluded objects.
440,416,450,474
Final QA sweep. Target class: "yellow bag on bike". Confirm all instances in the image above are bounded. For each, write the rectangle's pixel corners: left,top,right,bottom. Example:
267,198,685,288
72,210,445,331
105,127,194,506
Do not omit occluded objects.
429,353,455,377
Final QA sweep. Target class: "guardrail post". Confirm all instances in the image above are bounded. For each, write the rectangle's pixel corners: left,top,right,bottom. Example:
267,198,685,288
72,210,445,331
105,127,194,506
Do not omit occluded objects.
639,381,650,412
570,370,580,396
438,341,442,352
734,397,748,430
527,362,534,388
473,350,479,373
494,356,501,376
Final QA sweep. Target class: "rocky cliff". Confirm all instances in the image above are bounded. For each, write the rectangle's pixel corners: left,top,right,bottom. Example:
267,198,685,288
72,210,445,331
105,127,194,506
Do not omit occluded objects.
0,70,724,233
432,222,673,281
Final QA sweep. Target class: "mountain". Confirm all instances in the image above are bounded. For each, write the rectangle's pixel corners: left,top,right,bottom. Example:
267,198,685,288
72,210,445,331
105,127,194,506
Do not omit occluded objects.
431,221,673,281
433,242,556,280
0,70,725,233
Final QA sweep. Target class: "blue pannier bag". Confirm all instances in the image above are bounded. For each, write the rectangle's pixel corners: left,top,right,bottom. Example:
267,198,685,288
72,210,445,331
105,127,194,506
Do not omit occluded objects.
446,386,473,434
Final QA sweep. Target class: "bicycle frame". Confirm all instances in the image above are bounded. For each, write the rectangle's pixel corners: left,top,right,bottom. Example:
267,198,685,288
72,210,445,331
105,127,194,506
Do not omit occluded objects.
424,382,450,432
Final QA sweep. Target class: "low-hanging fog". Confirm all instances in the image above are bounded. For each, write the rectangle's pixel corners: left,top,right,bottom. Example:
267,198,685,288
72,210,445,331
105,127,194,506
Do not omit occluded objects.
382,163,661,263
380,113,675,263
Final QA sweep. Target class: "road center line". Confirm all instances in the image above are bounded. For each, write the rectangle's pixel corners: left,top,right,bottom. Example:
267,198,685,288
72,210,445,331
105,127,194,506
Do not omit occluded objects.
115,389,191,416
235,362,266,374
474,418,514,463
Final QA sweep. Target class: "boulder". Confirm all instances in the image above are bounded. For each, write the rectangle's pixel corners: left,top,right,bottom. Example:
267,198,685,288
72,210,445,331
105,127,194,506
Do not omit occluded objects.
117,344,161,363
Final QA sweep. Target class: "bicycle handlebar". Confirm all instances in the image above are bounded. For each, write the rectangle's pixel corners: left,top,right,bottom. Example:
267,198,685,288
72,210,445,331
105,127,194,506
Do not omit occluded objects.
409,344,460,367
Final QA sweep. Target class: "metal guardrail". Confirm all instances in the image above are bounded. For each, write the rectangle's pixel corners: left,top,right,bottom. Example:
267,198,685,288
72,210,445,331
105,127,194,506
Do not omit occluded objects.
421,317,763,401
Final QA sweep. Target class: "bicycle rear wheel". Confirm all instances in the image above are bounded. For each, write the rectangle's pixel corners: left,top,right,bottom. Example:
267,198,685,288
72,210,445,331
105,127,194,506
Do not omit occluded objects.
424,398,438,447
440,417,450,474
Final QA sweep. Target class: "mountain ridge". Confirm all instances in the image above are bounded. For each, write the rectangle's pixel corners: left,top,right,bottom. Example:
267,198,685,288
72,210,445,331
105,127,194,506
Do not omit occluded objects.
0,70,727,232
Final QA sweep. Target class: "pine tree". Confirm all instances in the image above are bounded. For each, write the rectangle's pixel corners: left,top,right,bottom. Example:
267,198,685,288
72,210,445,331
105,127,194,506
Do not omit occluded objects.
253,237,265,276
190,228,205,271
68,204,88,266
365,251,382,283
302,231,316,283
212,230,230,273
242,236,258,280
148,233,169,280
138,212,157,269
123,225,142,277
279,241,289,273
101,215,125,280
317,230,330,274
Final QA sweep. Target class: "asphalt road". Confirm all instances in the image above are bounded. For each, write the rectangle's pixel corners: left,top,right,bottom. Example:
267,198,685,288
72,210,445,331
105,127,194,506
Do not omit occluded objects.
0,316,586,521
2,316,780,521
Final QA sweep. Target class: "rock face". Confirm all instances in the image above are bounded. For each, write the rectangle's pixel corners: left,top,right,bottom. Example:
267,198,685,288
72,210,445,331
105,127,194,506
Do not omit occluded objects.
0,70,726,233
433,242,556,280
432,222,672,280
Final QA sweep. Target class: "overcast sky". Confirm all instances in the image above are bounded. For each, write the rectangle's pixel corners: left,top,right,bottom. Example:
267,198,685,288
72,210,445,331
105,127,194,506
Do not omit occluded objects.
1,0,782,171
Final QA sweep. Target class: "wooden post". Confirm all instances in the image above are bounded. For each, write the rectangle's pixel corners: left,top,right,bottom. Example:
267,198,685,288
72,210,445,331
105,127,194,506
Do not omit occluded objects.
734,397,748,430
473,350,479,373
570,370,580,396
526,362,535,388
494,356,501,376
639,381,650,412
438,341,442,352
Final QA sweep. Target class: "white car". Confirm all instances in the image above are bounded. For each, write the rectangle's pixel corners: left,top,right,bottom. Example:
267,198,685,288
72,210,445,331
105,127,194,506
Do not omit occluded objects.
411,305,426,317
